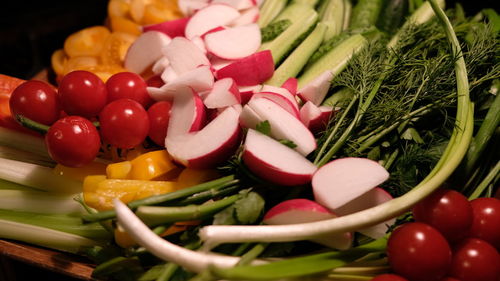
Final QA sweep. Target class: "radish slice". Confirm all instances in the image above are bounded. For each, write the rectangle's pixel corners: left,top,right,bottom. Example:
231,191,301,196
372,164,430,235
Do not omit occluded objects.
239,85,262,104
242,129,317,186
260,85,299,110
124,31,171,74
281,77,298,96
216,50,274,86
166,106,241,168
152,56,170,75
300,101,335,133
163,37,210,75
160,66,179,84
263,199,353,249
241,97,316,156
150,65,214,101
185,4,241,39
203,78,241,109
211,0,255,10
205,24,261,60
335,187,395,239
142,17,190,38
312,157,390,210
178,0,210,17
210,57,233,71
251,92,300,119
191,36,208,54
167,90,206,137
229,6,259,26
297,70,333,106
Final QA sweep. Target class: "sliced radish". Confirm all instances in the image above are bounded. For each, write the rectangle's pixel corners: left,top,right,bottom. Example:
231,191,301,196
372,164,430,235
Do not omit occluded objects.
263,199,353,249
167,90,206,138
281,77,298,96
150,65,214,101
210,57,233,72
239,85,262,104
312,157,390,210
334,187,395,239
178,0,210,16
240,97,316,156
251,92,300,119
205,24,261,60
152,56,170,75
191,36,207,54
166,106,241,168
203,78,241,109
297,70,333,106
216,50,274,86
242,129,317,186
260,85,299,110
163,37,210,76
124,31,171,74
160,66,179,84
200,26,226,39
300,101,335,134
184,4,240,39
211,0,255,10
229,6,259,26
142,17,190,38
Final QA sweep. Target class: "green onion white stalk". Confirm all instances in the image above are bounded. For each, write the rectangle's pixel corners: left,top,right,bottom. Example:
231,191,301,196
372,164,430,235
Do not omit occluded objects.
0,127,49,159
0,189,83,214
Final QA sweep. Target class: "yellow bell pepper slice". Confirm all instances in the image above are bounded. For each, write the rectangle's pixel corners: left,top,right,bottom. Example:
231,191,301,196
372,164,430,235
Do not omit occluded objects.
175,168,221,189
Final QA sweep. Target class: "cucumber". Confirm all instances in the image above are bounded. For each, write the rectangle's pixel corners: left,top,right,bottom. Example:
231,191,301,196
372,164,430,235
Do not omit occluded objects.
349,0,384,30
318,0,346,41
258,0,289,28
291,0,321,6
260,5,319,65
297,33,368,89
266,23,328,86
261,19,293,42
377,0,409,35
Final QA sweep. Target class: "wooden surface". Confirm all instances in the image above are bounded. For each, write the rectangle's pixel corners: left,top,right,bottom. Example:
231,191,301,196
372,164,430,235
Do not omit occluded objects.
0,240,97,281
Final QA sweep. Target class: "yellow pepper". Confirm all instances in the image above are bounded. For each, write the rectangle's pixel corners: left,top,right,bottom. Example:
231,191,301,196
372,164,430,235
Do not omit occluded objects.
83,175,178,210
53,162,108,182
106,150,178,181
175,168,221,189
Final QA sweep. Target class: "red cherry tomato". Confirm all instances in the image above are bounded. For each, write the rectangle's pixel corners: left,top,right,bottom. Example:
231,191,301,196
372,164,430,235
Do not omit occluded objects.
106,72,153,108
449,238,500,281
412,188,473,243
438,278,461,281
45,116,101,167
58,70,107,117
468,197,500,250
387,222,452,281
9,80,61,125
370,274,409,281
99,98,149,149
147,101,171,147
146,75,164,88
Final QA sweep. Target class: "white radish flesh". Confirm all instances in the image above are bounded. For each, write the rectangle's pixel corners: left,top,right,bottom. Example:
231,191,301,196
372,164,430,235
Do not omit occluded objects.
203,78,241,109
163,37,210,75
204,24,261,60
184,4,240,39
124,31,171,74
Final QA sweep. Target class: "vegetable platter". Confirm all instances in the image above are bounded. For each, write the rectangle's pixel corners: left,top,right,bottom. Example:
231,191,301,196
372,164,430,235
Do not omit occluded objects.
0,0,499,280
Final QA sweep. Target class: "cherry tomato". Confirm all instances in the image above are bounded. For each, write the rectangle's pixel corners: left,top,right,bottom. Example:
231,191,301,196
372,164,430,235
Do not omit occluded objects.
412,188,473,243
147,101,171,146
370,274,409,281
45,116,101,167
106,72,153,108
58,70,108,118
438,278,461,281
387,222,452,281
99,98,149,149
146,75,164,88
468,197,500,250
9,80,61,126
449,238,500,281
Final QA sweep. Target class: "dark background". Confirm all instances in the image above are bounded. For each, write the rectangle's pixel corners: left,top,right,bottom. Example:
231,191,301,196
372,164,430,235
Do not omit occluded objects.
0,0,497,80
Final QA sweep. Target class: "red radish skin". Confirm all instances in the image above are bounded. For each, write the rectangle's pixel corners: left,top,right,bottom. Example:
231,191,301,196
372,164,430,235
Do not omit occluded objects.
204,24,261,60
239,85,261,104
281,77,298,95
184,4,241,39
124,31,172,75
216,50,274,86
260,85,299,109
241,97,316,156
146,75,165,88
251,92,300,118
312,157,390,210
166,106,241,168
242,129,317,186
163,37,210,76
142,17,190,38
200,26,226,39
263,199,353,249
334,187,395,239
298,70,333,106
203,78,241,109
300,101,335,134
